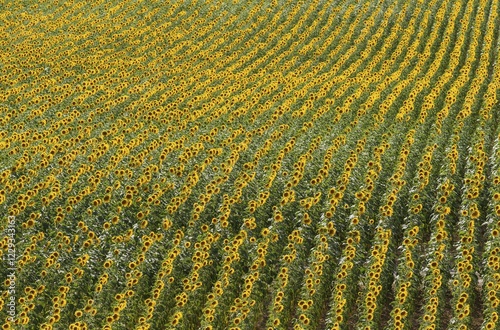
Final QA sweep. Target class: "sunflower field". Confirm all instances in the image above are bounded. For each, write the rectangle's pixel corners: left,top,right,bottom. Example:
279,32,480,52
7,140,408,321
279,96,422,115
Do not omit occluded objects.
1,0,500,329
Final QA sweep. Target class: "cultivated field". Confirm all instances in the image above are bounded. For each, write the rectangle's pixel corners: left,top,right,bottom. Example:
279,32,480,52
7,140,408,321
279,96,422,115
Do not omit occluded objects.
1,0,500,329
